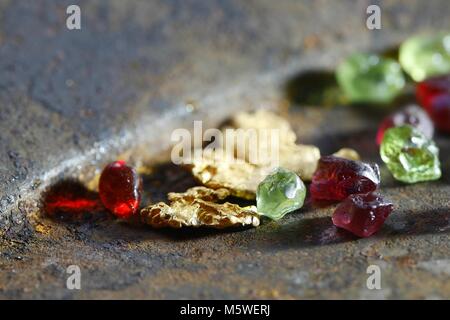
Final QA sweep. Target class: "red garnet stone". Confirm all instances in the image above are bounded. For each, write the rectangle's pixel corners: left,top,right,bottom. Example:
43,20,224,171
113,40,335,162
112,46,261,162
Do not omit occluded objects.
310,156,380,201
332,192,393,238
416,74,450,133
376,104,434,145
99,160,142,219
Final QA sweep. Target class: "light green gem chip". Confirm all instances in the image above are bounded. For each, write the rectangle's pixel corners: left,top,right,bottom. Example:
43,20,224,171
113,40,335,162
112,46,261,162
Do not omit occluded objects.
336,53,405,104
380,125,441,184
256,167,306,220
399,33,450,82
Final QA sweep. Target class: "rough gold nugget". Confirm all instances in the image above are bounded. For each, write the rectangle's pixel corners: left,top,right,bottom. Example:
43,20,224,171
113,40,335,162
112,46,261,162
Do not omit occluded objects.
141,186,260,228
189,110,320,199
231,109,297,145
189,151,272,199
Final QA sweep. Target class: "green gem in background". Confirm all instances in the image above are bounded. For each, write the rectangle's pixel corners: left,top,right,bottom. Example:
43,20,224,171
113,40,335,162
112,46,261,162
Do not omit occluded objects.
336,53,405,104
380,125,441,183
256,167,306,220
399,33,450,82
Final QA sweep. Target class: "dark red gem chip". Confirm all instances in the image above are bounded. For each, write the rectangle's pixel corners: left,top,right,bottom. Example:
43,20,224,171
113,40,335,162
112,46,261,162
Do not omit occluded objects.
310,156,380,201
332,192,393,238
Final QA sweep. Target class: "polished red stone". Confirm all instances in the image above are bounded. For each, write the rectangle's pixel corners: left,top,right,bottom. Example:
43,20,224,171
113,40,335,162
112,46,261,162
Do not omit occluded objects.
376,105,434,145
416,74,450,133
99,161,142,219
332,192,393,237
310,156,380,201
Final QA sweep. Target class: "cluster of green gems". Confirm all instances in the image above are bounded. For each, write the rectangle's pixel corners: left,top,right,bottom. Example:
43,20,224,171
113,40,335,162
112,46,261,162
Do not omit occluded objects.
257,33,449,220
256,167,306,220
380,125,441,183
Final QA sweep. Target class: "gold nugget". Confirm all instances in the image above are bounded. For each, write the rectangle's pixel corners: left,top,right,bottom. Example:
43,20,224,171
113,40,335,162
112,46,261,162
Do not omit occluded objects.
278,143,320,180
231,109,297,145
189,110,320,199
222,110,321,178
167,186,230,202
188,151,272,200
141,186,260,228
332,148,360,161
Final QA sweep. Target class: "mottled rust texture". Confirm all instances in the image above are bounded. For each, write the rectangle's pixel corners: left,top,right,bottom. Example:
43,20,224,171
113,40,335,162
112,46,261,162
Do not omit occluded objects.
1,0,450,299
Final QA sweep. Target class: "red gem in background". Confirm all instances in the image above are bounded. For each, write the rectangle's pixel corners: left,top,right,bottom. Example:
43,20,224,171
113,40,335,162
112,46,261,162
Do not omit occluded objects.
332,192,393,238
417,74,450,133
376,105,434,145
310,156,380,201
99,161,142,219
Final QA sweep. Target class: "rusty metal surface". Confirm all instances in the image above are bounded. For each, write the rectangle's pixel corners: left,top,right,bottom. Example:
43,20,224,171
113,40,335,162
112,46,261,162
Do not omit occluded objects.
1,0,450,299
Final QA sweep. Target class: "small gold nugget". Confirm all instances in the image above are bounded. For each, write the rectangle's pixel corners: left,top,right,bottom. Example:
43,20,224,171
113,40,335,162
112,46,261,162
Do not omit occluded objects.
332,148,360,161
140,186,260,228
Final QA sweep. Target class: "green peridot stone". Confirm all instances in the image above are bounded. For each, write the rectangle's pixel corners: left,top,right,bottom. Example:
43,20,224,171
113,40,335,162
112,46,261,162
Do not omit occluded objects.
256,167,306,220
336,53,405,104
380,125,441,183
399,33,450,82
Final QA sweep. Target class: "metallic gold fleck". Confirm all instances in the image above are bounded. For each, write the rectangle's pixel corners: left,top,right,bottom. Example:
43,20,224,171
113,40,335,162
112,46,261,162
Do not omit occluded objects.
332,148,360,161
141,186,260,228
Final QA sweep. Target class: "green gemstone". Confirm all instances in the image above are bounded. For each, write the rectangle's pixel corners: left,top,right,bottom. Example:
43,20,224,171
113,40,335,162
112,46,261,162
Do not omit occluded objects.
380,125,441,183
336,53,405,104
256,167,306,220
399,33,450,82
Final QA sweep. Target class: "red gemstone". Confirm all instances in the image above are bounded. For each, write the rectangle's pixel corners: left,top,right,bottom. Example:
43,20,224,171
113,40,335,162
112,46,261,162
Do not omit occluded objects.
310,156,380,201
376,105,434,145
332,192,393,237
417,74,450,133
99,161,142,219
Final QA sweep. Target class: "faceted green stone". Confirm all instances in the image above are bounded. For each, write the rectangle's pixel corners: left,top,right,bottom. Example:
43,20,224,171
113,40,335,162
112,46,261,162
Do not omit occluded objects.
256,167,306,220
380,125,441,183
399,33,450,82
336,53,405,104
